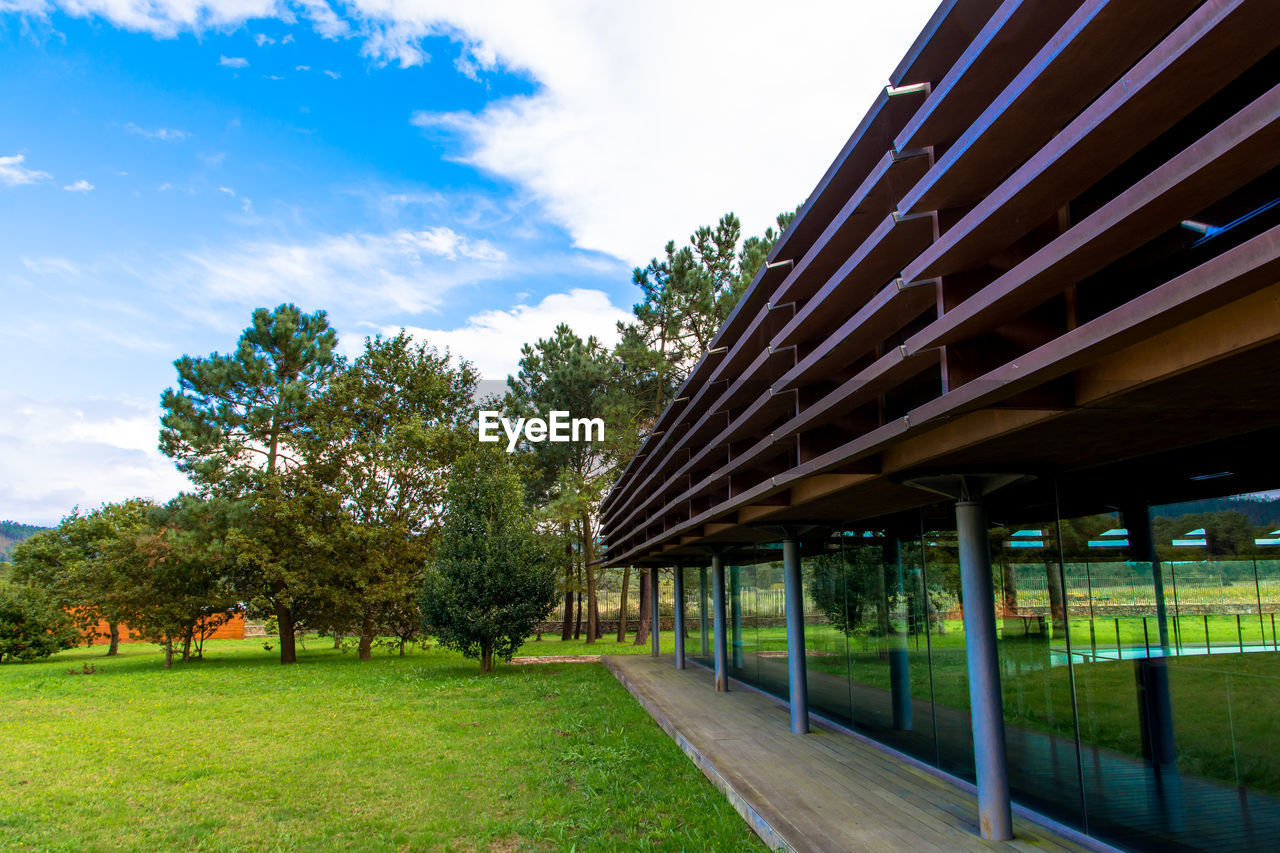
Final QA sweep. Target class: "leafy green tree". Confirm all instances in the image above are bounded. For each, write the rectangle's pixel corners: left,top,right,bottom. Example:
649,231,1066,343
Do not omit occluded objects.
159,304,340,664
0,580,79,662
109,496,242,668
618,209,797,420
505,324,638,643
9,501,153,654
420,448,557,673
306,332,478,660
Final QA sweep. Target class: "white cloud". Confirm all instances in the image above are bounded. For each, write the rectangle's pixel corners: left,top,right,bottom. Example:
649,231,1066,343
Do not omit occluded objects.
175,225,510,317
393,1,941,263
253,32,273,45
219,55,249,68
8,1,940,262
0,392,191,525
322,69,340,79
1,0,278,37
396,288,629,379
299,0,349,39
0,153,51,186
62,179,94,192
21,255,79,276
124,122,189,141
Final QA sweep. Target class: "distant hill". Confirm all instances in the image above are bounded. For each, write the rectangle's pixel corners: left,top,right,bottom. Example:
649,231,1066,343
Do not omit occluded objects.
0,520,50,563
1154,495,1280,528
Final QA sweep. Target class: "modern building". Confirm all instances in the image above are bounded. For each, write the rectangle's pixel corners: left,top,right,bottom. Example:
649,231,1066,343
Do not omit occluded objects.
600,1,1280,850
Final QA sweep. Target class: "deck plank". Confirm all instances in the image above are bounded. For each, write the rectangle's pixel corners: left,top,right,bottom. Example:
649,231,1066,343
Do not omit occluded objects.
607,654,1104,853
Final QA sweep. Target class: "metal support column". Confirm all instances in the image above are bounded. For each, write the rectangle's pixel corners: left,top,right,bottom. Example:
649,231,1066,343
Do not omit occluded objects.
675,560,686,666
649,566,660,657
712,554,728,691
783,538,809,734
956,499,1013,841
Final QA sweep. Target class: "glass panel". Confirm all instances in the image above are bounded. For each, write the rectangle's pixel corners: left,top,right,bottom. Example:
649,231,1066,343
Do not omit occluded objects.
753,560,789,701
1066,490,1280,849
727,564,758,687
802,527,939,765
805,538,853,726
921,513,973,781
989,487,1084,831
686,565,712,666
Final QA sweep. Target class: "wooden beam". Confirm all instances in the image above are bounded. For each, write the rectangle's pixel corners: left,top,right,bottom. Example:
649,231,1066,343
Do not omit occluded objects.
1076,280,1280,406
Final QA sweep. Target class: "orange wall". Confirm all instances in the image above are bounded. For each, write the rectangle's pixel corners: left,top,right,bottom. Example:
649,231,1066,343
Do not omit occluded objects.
85,613,245,645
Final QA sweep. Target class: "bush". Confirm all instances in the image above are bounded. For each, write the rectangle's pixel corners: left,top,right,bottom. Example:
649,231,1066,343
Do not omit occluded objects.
420,449,558,672
0,582,80,662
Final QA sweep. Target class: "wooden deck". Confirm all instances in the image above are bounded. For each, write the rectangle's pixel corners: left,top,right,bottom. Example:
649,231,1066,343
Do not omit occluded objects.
606,655,1105,853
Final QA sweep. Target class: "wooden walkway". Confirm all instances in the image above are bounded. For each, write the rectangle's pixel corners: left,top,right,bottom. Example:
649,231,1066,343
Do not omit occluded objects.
606,655,1104,853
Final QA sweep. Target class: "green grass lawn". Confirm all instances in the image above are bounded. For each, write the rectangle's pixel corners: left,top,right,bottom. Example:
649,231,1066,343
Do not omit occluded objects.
0,638,761,853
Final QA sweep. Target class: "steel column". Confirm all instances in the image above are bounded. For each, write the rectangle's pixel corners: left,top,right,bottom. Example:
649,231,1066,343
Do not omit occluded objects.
956,499,1012,841
650,566,660,657
673,563,685,669
712,554,728,691
783,538,809,734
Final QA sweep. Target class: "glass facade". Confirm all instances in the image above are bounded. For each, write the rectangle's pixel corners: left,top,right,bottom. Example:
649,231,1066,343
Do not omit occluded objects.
677,485,1280,851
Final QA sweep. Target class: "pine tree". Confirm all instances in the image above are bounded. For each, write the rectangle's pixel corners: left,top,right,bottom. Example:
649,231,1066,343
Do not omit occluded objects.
159,304,339,664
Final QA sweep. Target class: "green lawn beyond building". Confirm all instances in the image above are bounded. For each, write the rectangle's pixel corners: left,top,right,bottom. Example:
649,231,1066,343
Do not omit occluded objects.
0,636,761,853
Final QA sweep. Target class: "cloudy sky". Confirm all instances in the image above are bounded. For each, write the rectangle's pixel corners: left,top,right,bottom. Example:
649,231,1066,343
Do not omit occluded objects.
0,0,939,524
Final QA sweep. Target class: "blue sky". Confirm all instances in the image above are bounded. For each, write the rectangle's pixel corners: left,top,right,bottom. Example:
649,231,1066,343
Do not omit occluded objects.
0,0,938,523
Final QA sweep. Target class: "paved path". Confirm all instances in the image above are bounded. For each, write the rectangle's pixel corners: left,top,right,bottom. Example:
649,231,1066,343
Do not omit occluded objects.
606,654,1101,853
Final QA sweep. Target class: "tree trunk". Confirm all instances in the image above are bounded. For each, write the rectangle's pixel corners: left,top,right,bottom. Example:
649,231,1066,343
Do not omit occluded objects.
574,587,583,640
617,565,632,642
480,643,494,673
106,622,119,656
275,598,298,664
358,606,375,661
584,516,598,645
333,633,342,649
1046,561,1067,636
560,525,573,640
181,629,193,662
163,640,174,670
1002,562,1018,616
635,571,651,645
399,638,406,656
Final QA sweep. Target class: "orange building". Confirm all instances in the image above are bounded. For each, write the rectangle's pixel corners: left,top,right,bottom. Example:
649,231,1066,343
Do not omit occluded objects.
85,613,246,645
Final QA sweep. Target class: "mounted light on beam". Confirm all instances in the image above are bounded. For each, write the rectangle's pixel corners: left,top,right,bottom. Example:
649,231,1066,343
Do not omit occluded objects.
885,82,931,97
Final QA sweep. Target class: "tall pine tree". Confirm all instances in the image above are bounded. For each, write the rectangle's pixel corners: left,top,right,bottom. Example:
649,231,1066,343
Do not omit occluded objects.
159,303,339,664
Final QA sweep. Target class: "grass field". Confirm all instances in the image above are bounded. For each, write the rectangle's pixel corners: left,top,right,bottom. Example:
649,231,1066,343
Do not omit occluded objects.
0,636,760,853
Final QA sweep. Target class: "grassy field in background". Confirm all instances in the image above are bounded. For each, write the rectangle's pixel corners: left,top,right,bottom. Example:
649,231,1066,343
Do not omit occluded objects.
0,637,760,853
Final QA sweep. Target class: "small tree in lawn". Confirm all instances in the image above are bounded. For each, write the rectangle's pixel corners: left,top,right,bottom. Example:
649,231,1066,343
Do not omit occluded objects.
0,581,79,663
421,448,557,673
